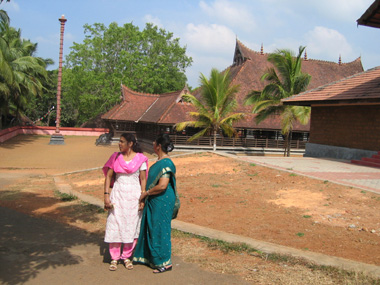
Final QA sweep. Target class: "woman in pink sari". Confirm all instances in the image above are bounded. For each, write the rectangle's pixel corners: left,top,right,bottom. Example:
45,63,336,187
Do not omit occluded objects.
103,133,148,271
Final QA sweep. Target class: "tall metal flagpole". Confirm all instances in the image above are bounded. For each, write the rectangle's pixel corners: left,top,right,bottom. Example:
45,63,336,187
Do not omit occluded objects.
49,15,67,145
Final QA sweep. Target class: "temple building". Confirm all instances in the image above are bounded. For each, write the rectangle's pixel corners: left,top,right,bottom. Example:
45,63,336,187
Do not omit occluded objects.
101,39,364,149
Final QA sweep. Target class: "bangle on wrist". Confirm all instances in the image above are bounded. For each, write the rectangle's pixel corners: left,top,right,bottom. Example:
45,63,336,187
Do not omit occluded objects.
146,190,150,196
104,192,109,194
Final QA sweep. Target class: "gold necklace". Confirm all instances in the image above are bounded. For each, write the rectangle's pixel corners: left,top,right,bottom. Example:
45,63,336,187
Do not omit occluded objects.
158,154,169,160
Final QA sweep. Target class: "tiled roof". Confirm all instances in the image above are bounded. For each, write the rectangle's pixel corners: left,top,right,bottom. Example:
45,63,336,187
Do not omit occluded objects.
102,39,363,132
357,0,380,28
101,85,159,122
232,39,363,97
101,85,191,123
159,102,195,124
282,66,380,106
139,90,182,123
224,39,363,129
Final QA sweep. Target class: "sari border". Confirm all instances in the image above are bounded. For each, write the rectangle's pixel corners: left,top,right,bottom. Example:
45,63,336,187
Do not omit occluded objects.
133,256,172,268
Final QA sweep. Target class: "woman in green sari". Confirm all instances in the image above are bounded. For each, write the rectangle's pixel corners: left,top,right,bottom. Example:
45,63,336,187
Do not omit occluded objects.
133,134,179,273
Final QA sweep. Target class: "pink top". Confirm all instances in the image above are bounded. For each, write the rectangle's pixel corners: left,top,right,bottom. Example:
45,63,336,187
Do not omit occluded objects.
103,152,149,178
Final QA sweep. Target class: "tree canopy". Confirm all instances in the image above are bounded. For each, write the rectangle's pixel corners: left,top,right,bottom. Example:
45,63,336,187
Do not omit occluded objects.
63,22,193,126
0,13,49,128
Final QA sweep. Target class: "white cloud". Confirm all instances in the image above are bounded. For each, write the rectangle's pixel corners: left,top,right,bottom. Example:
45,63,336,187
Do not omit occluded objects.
3,0,20,12
183,22,236,87
304,26,353,60
199,0,255,32
309,0,374,22
184,23,235,55
143,14,163,29
258,0,372,22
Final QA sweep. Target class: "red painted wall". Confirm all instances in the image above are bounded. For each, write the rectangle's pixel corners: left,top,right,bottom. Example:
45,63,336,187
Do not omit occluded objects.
0,126,109,143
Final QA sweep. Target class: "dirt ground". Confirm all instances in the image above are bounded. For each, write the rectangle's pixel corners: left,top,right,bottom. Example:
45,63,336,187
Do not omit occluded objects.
62,152,380,265
1,135,380,284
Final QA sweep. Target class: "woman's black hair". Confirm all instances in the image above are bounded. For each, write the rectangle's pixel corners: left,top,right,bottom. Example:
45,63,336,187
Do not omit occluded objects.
155,133,174,153
120,133,143,153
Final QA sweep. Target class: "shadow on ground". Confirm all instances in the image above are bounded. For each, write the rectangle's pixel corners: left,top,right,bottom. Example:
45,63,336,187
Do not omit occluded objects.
0,206,108,285
0,135,46,150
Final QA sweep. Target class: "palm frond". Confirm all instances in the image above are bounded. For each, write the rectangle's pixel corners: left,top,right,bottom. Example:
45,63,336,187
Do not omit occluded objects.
187,128,209,141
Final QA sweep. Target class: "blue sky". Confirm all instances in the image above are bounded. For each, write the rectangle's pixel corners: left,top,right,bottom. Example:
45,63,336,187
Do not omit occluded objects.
2,0,380,88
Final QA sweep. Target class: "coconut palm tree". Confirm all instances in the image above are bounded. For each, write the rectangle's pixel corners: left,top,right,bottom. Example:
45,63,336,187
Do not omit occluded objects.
245,46,311,156
0,9,9,26
0,22,48,128
175,68,245,151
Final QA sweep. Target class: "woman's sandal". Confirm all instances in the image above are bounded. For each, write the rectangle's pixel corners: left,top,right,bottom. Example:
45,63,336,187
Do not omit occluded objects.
124,259,133,270
153,265,172,274
109,260,118,271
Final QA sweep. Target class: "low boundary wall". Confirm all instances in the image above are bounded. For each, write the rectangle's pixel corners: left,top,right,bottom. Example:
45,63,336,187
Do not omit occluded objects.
0,126,109,143
305,143,377,160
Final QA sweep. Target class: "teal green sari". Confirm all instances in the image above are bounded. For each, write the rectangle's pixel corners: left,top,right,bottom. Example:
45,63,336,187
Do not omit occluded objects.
133,158,178,268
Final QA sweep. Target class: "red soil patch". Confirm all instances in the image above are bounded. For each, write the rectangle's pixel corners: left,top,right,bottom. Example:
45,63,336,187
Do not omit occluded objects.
63,152,380,266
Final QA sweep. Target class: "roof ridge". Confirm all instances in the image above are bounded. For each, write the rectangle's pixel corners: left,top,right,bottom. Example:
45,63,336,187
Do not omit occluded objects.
160,90,182,97
302,56,362,66
135,98,160,123
237,39,362,65
121,84,159,98
157,86,190,123
230,63,246,86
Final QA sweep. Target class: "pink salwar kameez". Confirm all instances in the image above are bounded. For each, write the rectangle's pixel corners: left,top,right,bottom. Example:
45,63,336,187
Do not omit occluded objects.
103,152,148,260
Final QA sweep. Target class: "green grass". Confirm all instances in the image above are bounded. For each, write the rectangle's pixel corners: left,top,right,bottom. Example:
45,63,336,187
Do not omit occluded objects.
250,163,256,167
289,173,297,177
195,196,208,203
54,190,78,201
80,201,106,213
303,215,312,219
296,232,305,237
171,229,380,284
0,190,22,201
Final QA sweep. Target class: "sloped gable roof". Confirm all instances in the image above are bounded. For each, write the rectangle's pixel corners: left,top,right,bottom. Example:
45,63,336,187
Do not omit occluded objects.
231,39,363,102
101,85,159,122
101,85,191,124
159,101,195,124
140,90,184,123
357,0,380,28
217,40,363,130
282,66,380,106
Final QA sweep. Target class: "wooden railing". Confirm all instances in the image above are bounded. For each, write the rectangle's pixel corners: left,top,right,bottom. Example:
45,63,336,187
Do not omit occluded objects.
169,135,307,149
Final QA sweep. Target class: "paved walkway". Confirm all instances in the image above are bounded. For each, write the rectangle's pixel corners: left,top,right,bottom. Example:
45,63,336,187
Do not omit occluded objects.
223,154,380,195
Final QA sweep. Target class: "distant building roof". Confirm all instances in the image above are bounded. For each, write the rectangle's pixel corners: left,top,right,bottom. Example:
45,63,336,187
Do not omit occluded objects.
219,39,363,130
357,0,380,29
101,84,193,124
282,66,380,106
229,39,363,107
102,39,364,132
